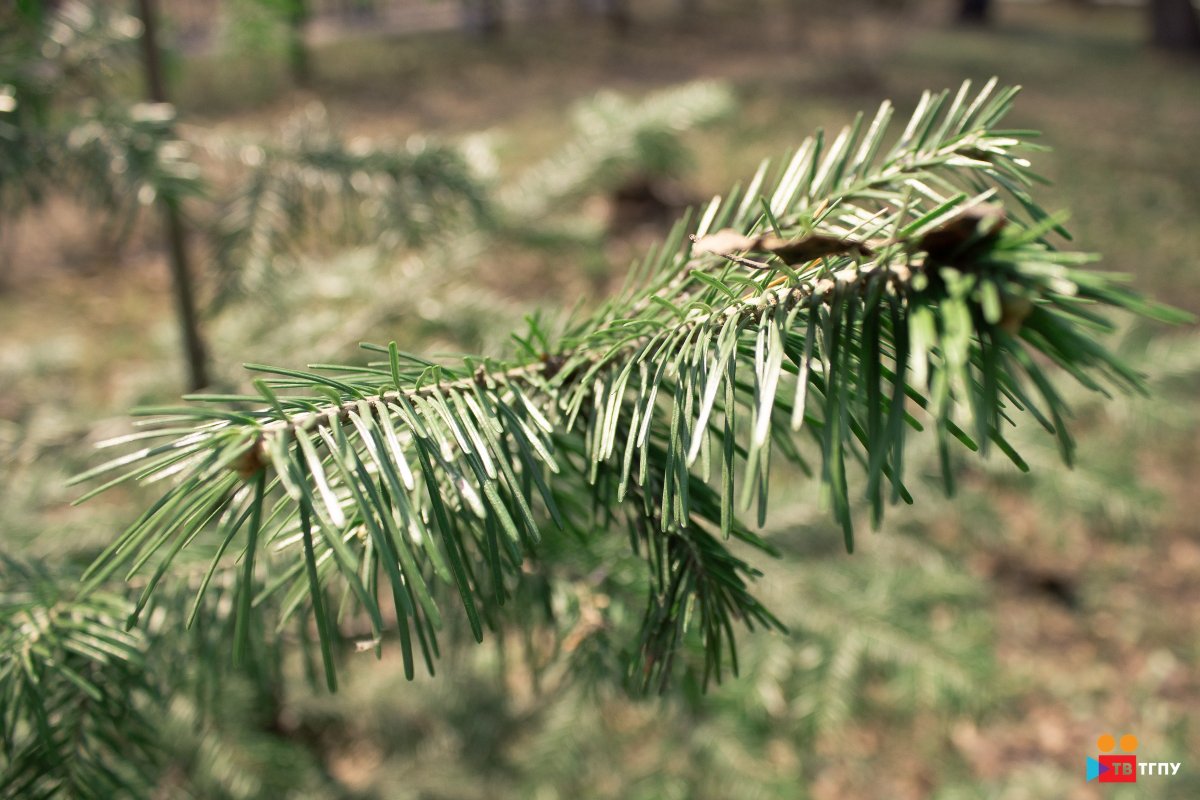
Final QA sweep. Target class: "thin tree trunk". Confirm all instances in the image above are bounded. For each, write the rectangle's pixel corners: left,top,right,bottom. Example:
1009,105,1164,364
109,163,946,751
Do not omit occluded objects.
525,0,551,22
462,0,504,37
676,0,701,31
134,0,210,391
602,0,630,35
958,0,990,25
288,0,312,87
1150,0,1200,50
484,0,504,35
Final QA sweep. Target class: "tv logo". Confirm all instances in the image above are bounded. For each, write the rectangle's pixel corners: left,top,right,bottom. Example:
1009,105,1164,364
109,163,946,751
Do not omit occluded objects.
1086,734,1182,783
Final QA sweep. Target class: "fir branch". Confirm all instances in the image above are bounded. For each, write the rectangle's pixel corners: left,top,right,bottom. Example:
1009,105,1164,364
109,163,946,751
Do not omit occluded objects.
499,80,734,219
0,2,151,226
193,105,489,308
0,555,321,799
0,557,161,799
75,81,1187,690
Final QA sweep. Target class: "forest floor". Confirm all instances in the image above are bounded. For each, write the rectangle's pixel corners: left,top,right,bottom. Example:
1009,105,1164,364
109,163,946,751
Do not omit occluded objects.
2,2,1199,798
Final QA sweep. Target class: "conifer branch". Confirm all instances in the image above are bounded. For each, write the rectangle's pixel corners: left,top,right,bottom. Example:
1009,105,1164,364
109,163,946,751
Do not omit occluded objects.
75,81,1187,689
193,106,488,308
0,557,161,799
0,555,302,797
499,81,734,219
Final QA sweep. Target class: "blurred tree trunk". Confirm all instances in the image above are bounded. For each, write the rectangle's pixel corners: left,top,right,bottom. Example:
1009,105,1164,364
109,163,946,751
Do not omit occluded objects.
601,0,631,35
134,0,210,391
350,0,378,20
958,0,990,25
1150,0,1200,50
462,0,504,37
287,0,311,87
524,0,551,22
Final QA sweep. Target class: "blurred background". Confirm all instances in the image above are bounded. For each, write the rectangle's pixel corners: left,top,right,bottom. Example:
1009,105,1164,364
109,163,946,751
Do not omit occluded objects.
2,1,1199,798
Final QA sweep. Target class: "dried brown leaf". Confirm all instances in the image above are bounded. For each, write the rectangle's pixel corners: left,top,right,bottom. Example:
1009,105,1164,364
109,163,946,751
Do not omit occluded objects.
692,229,873,266
920,206,1007,261
692,228,758,256
760,234,874,264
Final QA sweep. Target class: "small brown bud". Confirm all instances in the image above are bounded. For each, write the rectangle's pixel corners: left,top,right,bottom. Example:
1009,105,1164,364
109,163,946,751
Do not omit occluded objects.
234,437,266,479
999,295,1034,335
539,353,566,380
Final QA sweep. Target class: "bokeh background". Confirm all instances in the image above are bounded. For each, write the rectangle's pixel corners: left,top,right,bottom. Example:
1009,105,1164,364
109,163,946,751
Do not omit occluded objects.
2,1,1199,798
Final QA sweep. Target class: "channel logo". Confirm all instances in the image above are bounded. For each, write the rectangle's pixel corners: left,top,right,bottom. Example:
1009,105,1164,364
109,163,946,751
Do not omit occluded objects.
1086,733,1182,783
1087,734,1137,783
